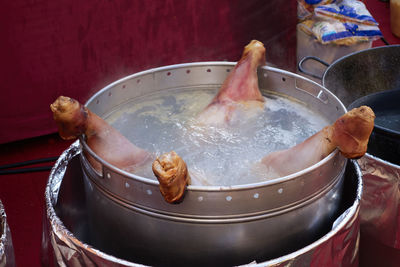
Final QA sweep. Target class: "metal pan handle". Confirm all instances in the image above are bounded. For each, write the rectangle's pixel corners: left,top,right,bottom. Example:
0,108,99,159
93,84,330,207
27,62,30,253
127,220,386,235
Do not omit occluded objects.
298,56,330,80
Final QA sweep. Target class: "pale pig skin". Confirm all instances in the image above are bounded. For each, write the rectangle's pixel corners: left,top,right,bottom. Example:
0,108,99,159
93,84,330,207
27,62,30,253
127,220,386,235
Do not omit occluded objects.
196,40,266,126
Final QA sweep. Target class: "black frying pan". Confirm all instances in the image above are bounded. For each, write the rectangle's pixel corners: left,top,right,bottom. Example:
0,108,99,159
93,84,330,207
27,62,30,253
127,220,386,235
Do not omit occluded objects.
299,45,400,107
348,89,400,165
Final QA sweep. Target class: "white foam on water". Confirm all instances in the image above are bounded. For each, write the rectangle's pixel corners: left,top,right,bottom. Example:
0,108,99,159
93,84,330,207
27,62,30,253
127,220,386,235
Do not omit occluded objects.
105,88,329,186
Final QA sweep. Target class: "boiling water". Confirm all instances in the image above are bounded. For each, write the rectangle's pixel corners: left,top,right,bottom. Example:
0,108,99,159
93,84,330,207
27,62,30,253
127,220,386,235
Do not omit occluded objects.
106,87,329,186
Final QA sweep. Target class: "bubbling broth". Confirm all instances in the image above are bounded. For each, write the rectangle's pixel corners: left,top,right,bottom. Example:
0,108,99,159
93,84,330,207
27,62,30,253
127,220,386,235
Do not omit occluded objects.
105,87,329,186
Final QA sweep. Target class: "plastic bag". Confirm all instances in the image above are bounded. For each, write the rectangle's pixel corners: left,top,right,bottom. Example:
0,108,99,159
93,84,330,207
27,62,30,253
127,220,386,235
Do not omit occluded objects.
311,20,382,45
314,0,378,26
297,0,336,20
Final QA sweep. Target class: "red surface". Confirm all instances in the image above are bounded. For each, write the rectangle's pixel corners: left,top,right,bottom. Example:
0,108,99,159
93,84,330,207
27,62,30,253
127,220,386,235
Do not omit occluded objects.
0,0,296,145
365,0,400,47
360,232,400,267
0,134,73,266
0,1,399,267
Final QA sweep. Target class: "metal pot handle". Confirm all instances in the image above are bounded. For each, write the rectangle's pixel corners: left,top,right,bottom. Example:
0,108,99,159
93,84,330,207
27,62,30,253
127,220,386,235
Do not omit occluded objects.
298,56,330,80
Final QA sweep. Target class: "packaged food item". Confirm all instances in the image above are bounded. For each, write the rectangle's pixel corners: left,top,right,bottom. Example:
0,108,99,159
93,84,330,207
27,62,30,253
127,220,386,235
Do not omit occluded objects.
311,20,382,45
296,0,381,81
298,19,315,35
314,0,378,26
297,0,336,20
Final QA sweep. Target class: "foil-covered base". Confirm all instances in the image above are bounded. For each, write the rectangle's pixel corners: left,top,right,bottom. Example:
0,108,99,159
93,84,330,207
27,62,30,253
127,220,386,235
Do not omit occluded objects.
0,200,15,267
246,160,362,267
42,142,362,266
359,153,400,249
42,141,146,267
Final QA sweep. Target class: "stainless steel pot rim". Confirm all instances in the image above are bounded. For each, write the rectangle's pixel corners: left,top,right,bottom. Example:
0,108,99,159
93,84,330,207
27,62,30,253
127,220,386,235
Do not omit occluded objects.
81,62,345,192
322,44,400,83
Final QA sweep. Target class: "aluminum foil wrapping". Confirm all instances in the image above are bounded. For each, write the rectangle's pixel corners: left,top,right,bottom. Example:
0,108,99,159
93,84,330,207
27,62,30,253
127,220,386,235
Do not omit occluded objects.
359,154,400,249
0,200,15,267
42,141,146,267
43,142,361,266
247,160,362,267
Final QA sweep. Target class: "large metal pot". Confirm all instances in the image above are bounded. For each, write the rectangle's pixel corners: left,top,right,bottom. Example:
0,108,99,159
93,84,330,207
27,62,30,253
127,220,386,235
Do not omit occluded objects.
80,62,347,266
298,45,400,107
43,142,362,267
